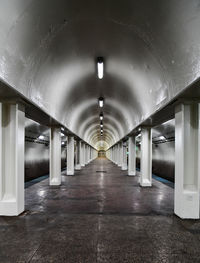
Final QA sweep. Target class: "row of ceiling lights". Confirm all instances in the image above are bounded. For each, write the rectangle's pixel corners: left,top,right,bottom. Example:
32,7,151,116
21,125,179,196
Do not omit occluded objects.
37,57,105,145
97,57,104,138
99,98,104,137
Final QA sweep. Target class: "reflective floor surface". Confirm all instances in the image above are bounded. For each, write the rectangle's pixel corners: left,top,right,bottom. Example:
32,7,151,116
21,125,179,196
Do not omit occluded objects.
0,158,200,262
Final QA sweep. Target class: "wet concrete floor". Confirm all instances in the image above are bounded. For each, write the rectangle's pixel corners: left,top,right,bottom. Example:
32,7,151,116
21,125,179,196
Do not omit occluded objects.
1,158,200,262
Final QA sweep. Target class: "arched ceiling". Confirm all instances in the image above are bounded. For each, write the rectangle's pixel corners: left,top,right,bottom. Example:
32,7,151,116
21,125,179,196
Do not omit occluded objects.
1,0,200,150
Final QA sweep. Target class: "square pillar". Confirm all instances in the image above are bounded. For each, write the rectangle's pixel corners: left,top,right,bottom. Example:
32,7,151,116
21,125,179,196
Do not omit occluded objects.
119,142,123,167
175,103,200,219
122,142,128,170
0,103,25,216
50,127,61,185
67,136,74,175
112,147,114,162
114,145,117,164
81,142,85,167
85,144,88,165
75,140,81,170
116,144,120,166
88,146,90,163
140,127,152,187
128,136,136,176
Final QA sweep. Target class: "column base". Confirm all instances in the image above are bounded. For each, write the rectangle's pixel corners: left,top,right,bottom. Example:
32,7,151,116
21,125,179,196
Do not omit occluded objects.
140,178,151,187
0,201,24,216
121,165,127,170
67,170,74,175
75,164,81,170
50,179,61,186
175,190,199,219
128,171,136,176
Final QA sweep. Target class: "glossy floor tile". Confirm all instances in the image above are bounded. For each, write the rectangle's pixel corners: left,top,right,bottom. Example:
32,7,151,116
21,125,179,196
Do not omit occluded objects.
0,158,200,262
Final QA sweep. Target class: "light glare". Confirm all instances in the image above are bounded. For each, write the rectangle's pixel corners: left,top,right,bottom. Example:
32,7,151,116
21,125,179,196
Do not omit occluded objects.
98,97,104,108
97,61,103,79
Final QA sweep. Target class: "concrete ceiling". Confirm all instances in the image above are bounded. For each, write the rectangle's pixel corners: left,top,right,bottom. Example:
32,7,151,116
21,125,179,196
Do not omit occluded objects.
0,0,200,150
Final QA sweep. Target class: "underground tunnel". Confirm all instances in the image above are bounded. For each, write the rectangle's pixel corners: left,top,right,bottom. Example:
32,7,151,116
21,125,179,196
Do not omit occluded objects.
1,0,200,262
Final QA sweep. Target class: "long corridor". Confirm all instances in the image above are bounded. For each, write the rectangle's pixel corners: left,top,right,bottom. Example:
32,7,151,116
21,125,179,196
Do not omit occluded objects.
1,158,200,262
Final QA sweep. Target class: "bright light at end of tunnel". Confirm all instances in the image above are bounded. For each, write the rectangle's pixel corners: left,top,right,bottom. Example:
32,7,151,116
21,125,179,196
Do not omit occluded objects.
98,97,104,108
97,57,104,79
159,135,165,140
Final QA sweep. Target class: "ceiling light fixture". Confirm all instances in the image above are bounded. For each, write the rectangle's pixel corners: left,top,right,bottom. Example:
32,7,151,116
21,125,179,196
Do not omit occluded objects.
100,112,103,120
97,57,104,79
38,135,44,140
98,97,104,108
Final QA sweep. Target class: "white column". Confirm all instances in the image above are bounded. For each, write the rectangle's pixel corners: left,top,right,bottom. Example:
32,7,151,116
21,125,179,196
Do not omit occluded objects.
140,127,152,187
116,143,120,166
122,142,128,170
81,142,85,167
50,127,61,185
175,103,200,219
107,149,110,160
0,103,25,216
112,147,114,162
75,140,81,170
91,148,93,160
88,146,90,163
114,145,117,164
67,136,74,175
85,144,88,165
128,136,136,176
88,146,90,162
119,142,123,167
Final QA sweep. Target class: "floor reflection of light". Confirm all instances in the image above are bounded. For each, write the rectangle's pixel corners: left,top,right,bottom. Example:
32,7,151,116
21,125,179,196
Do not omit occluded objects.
99,173,104,187
38,190,46,197
157,194,164,205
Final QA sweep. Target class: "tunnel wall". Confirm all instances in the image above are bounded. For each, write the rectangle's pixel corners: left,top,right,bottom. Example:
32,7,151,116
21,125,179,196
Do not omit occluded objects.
25,141,66,182
136,141,175,182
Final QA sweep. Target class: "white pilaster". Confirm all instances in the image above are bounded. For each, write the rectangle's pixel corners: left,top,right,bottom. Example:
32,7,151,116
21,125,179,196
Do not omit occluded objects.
128,136,136,176
175,103,200,219
50,127,61,185
140,127,152,187
67,136,74,175
0,103,25,216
